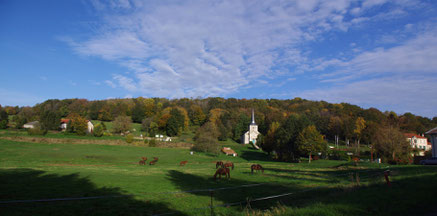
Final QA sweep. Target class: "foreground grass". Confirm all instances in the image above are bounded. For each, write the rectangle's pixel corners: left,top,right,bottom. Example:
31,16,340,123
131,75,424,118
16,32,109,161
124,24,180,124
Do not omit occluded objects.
0,138,436,215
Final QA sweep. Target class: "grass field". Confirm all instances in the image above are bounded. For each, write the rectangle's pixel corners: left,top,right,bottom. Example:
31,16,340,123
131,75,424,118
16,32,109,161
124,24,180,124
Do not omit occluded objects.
1,137,436,216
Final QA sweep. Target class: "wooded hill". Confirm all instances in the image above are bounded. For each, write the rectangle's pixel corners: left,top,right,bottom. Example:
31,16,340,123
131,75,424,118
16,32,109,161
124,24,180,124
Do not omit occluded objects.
2,97,436,144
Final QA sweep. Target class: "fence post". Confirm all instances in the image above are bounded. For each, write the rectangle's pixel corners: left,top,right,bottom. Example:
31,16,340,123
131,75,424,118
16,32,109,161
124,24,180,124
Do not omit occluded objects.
210,190,214,216
384,170,391,187
355,172,360,186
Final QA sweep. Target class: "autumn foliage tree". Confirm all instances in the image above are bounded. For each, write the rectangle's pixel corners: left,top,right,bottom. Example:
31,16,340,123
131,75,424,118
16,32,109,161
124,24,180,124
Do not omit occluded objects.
112,116,132,134
297,125,327,163
374,125,412,164
66,113,88,136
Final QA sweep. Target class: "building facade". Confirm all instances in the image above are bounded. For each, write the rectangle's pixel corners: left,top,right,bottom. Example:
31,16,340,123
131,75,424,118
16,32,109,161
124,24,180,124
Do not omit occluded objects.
241,109,260,145
404,133,431,156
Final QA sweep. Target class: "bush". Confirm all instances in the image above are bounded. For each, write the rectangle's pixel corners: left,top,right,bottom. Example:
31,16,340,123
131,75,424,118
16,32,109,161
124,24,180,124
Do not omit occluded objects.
149,138,156,147
93,123,104,137
125,134,134,143
112,116,132,134
144,138,149,145
192,122,220,155
27,124,47,136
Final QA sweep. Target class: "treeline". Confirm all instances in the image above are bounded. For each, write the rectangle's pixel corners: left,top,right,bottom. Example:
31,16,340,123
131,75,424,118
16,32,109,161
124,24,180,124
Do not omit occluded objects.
1,97,436,144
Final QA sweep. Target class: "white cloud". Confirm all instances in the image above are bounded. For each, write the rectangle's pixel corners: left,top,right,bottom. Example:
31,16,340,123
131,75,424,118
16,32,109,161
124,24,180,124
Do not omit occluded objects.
299,77,437,117
71,0,373,97
104,80,116,88
317,28,437,81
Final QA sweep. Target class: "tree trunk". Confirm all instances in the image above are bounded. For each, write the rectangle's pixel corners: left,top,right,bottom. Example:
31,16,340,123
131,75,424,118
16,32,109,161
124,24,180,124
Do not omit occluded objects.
308,152,312,163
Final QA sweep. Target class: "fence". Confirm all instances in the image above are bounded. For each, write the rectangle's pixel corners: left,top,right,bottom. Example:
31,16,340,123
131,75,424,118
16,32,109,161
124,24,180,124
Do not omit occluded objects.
1,165,399,216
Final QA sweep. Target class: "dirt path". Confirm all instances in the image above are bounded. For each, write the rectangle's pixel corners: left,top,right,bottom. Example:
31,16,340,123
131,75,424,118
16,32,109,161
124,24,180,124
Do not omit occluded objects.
0,136,193,148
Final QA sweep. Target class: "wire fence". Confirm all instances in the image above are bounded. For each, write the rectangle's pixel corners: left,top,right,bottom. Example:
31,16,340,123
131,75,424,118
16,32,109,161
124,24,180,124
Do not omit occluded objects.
1,166,397,216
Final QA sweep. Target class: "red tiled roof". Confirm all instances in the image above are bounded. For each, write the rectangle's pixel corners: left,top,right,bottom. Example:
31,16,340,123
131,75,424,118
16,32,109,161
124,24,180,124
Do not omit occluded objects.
428,142,432,146
404,133,426,139
60,119,70,123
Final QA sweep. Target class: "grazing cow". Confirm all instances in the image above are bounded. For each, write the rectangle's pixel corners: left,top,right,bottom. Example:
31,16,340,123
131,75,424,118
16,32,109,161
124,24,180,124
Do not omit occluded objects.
139,160,145,165
141,157,147,162
213,167,230,180
153,157,159,161
216,161,224,169
224,162,234,170
179,161,188,166
251,164,264,174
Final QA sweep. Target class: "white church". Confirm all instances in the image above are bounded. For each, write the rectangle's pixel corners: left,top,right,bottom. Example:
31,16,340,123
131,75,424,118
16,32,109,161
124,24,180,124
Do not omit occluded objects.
241,109,261,149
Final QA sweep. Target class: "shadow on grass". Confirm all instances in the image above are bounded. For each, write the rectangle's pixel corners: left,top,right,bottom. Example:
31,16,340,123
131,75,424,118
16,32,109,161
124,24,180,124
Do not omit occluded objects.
0,168,186,216
163,164,437,215
238,149,275,162
166,169,302,215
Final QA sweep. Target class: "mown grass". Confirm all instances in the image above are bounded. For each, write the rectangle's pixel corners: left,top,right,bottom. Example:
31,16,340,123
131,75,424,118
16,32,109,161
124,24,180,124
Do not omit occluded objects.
0,137,436,216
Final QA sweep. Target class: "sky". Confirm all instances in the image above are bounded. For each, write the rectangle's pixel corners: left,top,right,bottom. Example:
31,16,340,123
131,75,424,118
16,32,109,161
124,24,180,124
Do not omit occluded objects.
1,0,436,118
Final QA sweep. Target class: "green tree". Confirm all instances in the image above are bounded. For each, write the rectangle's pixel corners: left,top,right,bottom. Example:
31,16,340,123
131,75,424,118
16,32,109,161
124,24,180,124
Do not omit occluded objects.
166,108,185,136
93,123,104,137
0,108,8,129
297,125,327,163
40,110,61,131
261,121,280,155
189,105,206,126
192,122,220,154
275,114,311,161
374,125,411,164
354,117,366,155
112,116,132,134
148,122,158,137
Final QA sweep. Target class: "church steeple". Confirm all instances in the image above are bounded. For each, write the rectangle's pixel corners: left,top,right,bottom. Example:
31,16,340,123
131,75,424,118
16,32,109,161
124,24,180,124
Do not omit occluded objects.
251,109,256,125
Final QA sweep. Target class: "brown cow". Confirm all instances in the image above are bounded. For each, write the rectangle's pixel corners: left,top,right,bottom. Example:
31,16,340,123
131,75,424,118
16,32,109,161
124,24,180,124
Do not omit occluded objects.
179,161,188,166
139,160,145,165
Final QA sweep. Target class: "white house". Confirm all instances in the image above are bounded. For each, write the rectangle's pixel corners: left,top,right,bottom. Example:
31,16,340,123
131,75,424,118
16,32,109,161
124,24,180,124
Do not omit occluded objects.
23,121,39,129
404,133,431,156
241,109,260,149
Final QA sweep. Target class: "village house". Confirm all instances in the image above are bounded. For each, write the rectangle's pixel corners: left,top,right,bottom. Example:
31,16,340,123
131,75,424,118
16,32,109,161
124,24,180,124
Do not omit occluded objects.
23,121,39,129
404,133,431,156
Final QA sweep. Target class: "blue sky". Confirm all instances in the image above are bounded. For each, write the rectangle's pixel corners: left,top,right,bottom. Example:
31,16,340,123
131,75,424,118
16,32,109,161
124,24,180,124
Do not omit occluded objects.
1,0,436,117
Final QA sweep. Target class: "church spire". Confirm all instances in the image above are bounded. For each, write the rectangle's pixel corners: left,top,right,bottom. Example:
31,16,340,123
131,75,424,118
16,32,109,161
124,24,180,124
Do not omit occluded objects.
251,109,255,124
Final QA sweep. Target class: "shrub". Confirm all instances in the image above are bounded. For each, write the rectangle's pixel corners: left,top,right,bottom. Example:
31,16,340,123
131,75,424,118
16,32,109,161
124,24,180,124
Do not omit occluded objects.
192,122,220,155
125,134,134,143
27,124,47,136
93,123,104,137
149,138,156,147
112,116,132,134
144,138,149,145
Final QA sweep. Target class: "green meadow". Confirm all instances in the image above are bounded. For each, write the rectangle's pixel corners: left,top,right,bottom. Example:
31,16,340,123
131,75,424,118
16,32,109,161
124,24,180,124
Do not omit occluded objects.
1,138,436,216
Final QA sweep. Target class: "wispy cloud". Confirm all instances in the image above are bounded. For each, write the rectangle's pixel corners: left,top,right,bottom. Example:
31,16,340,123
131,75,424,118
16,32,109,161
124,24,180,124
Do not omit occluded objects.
299,76,437,117
69,0,412,98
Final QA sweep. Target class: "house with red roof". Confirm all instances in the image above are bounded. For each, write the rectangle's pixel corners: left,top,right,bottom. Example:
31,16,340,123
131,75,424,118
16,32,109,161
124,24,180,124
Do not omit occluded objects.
404,133,431,156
